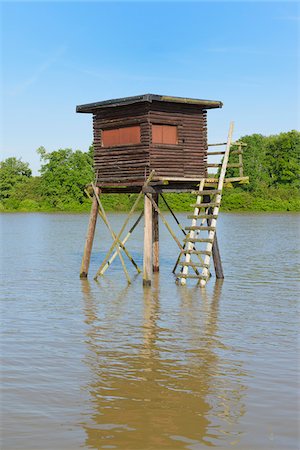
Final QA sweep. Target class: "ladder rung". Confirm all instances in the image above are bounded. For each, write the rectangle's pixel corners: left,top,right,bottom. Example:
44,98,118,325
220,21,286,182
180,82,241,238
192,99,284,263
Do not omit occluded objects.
207,151,226,155
230,150,243,155
190,202,220,208
175,273,210,280
207,150,242,156
207,163,222,168
185,226,216,231
181,250,212,256
179,261,210,268
191,189,221,195
228,163,243,168
187,214,218,219
207,142,227,147
184,237,214,243
208,163,243,169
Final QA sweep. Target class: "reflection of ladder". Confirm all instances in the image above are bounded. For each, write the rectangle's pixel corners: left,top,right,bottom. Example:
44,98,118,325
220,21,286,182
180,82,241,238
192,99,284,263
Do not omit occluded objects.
176,122,234,287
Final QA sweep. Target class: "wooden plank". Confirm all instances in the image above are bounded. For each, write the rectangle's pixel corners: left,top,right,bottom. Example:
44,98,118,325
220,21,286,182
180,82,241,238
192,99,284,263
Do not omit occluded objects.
181,250,212,256
184,237,214,243
205,176,249,183
199,121,234,287
152,193,159,272
179,178,206,285
175,273,210,280
191,189,221,195
101,211,144,276
92,185,132,284
94,170,155,279
143,194,153,286
179,261,209,268
80,187,99,278
185,226,215,231
190,202,220,208
207,142,227,147
187,214,218,219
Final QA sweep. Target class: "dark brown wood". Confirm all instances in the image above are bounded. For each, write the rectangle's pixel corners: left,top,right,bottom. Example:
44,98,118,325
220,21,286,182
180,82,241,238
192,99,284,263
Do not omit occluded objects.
86,100,210,185
80,187,99,278
143,194,153,286
152,193,159,272
207,208,224,279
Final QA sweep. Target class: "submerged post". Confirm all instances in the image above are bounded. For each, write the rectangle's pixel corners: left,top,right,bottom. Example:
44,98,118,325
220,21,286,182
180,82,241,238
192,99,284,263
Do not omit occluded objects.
207,207,224,279
152,193,159,272
212,235,224,279
80,186,99,278
143,194,153,286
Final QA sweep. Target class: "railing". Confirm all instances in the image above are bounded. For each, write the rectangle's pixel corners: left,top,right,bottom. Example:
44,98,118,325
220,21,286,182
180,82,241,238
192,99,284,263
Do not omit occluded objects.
207,141,247,181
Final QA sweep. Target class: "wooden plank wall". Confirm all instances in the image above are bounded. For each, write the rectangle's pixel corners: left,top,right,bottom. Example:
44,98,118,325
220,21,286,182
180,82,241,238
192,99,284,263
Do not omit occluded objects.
93,101,207,185
93,103,150,184
149,102,207,179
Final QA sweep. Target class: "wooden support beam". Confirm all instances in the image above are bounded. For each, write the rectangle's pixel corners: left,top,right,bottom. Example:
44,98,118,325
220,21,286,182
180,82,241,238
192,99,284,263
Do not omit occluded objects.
152,194,159,272
101,211,144,276
205,207,224,279
238,143,244,178
211,233,224,279
80,186,99,278
143,194,153,286
94,170,155,280
92,184,131,284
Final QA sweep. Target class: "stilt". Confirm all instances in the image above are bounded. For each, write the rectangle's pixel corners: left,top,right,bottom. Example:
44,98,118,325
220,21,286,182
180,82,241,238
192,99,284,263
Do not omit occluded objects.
152,193,159,272
207,207,224,279
143,194,153,286
80,186,99,278
211,234,224,279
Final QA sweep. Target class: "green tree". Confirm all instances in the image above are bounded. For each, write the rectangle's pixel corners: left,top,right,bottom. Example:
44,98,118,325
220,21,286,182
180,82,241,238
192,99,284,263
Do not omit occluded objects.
227,134,269,191
265,130,300,187
37,146,94,207
0,157,32,200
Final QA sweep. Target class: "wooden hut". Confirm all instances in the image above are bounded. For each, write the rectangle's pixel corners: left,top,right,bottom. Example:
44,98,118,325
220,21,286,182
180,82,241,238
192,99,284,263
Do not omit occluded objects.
77,94,247,287
76,94,222,189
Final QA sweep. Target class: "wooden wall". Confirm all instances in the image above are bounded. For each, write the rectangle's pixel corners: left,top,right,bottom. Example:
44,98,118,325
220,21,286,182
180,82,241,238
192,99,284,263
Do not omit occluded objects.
92,101,207,186
149,101,207,179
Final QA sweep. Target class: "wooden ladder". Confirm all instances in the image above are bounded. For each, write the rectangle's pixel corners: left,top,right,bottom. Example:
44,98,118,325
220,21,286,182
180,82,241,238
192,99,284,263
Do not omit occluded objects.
176,122,234,287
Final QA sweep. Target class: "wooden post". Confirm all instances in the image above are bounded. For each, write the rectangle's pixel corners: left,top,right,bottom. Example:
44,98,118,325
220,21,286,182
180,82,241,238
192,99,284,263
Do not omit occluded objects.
143,193,153,286
208,207,224,279
212,234,224,279
152,193,159,272
238,142,244,178
80,186,99,278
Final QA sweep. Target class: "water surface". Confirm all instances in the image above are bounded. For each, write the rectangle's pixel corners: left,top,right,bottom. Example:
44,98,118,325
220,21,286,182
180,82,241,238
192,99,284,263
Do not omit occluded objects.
1,213,299,449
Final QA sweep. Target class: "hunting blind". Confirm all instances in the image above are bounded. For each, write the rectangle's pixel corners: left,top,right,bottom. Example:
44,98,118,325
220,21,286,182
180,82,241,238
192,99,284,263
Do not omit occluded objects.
77,94,248,286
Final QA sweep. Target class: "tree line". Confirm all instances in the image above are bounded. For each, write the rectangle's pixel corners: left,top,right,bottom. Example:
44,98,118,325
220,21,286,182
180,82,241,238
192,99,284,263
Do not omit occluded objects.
0,130,299,212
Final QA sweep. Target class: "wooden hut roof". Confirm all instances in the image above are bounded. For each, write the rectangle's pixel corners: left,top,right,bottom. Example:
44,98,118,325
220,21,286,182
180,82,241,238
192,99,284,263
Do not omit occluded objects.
76,94,223,113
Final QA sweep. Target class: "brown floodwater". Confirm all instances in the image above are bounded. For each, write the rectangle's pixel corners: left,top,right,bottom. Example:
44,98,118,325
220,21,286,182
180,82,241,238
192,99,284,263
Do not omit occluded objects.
1,212,299,449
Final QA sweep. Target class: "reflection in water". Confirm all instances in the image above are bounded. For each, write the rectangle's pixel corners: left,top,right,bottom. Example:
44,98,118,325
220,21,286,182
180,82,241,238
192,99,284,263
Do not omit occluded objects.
2,213,298,450
80,279,247,449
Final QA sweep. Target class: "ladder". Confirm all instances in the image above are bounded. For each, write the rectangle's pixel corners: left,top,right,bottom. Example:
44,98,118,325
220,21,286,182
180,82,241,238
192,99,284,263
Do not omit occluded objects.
176,122,234,287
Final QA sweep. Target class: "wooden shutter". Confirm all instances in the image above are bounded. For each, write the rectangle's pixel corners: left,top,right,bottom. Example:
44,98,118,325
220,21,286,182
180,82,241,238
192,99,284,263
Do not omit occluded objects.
102,125,140,147
152,124,177,144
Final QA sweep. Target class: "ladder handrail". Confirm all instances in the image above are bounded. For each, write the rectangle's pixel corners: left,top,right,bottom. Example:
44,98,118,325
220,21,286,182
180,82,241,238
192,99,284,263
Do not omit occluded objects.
177,122,234,287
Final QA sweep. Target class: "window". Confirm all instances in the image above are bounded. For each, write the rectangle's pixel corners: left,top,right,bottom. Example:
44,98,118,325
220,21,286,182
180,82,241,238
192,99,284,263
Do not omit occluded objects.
102,125,140,147
152,124,178,144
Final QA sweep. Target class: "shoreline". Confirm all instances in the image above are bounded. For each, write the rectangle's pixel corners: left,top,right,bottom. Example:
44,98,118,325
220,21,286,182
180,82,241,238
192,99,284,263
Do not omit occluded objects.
1,208,299,215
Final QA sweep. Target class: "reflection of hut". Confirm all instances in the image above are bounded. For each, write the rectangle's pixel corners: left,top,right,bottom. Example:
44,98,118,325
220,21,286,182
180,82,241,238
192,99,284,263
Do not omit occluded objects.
81,280,246,448
77,95,248,286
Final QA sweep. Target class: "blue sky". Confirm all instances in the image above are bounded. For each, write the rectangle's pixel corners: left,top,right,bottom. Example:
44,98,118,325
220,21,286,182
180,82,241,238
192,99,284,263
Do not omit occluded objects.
1,1,299,174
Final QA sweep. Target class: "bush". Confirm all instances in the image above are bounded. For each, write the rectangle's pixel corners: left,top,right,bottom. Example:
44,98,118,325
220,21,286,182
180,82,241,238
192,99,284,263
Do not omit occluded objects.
18,199,40,211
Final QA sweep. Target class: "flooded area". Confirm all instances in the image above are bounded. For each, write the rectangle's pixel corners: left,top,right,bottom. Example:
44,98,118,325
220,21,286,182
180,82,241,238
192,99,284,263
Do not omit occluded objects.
1,212,299,449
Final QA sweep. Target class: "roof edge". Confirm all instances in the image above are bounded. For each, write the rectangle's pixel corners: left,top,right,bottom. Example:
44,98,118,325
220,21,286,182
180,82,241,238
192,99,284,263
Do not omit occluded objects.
76,94,223,113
